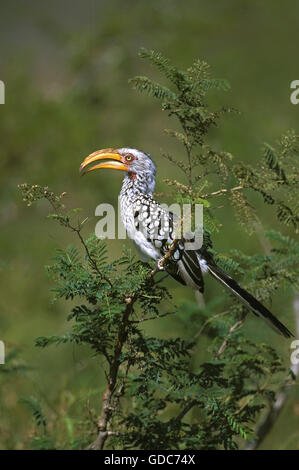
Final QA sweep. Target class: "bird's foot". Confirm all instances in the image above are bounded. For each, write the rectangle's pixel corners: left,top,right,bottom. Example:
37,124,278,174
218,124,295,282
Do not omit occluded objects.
158,256,168,270
150,258,166,277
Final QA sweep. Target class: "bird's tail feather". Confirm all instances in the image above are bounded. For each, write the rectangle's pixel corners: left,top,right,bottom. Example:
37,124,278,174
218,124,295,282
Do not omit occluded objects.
207,262,293,338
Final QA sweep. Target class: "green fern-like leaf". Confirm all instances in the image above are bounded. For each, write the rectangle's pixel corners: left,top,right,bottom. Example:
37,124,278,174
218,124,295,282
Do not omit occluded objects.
19,396,47,427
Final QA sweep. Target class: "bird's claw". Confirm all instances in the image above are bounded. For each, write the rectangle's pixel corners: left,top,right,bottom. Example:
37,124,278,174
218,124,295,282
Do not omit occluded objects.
150,258,166,277
157,258,166,271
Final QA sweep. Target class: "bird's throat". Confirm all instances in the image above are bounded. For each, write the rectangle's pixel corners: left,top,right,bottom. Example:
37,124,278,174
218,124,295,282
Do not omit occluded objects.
129,171,136,180
121,172,155,198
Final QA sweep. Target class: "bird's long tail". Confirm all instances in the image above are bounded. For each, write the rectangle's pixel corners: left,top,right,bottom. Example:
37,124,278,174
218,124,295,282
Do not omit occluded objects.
206,261,293,338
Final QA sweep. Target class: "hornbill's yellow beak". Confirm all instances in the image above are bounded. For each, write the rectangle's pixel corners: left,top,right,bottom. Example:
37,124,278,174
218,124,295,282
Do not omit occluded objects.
79,148,128,175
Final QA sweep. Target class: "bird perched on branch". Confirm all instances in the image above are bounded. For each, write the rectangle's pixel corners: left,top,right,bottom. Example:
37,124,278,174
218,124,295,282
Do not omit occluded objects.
79,147,293,338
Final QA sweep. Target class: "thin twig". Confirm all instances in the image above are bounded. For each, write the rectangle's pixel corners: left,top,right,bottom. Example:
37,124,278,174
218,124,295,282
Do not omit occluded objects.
47,193,113,287
200,185,244,200
173,399,197,424
129,310,176,324
214,317,246,360
193,310,231,340
70,224,113,287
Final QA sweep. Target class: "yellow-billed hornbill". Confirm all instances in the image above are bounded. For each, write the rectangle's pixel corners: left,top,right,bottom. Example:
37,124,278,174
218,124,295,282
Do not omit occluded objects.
79,147,293,338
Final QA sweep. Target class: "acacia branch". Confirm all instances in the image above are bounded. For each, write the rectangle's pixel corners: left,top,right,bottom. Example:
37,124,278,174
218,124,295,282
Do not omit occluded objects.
214,317,246,360
68,223,113,287
173,399,198,424
129,310,176,323
244,292,299,450
41,186,113,287
88,296,136,450
193,310,231,340
89,243,179,450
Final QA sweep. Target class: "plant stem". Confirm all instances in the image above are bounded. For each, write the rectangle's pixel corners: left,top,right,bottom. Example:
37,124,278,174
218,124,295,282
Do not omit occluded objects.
89,243,178,450
89,296,136,450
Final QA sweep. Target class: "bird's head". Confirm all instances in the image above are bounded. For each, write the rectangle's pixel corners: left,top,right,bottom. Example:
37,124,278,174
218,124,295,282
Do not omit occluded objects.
79,147,156,194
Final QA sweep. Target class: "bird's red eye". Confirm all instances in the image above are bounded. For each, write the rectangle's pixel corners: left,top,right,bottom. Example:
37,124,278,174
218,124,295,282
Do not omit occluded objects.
125,154,134,162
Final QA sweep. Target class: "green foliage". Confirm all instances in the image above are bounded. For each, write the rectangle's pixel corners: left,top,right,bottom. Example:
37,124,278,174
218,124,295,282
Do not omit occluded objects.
233,130,299,231
130,49,299,236
0,348,29,375
130,49,235,181
17,50,299,450
19,396,47,427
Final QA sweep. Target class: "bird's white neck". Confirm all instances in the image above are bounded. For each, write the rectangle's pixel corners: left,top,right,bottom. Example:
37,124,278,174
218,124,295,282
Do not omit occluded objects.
120,172,155,199
119,172,161,262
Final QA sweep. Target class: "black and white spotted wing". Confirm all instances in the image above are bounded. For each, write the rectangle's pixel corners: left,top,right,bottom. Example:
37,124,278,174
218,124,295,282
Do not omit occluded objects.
132,196,205,292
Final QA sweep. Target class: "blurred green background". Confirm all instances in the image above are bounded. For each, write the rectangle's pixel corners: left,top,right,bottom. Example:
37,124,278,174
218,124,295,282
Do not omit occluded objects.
0,0,298,449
